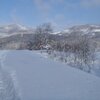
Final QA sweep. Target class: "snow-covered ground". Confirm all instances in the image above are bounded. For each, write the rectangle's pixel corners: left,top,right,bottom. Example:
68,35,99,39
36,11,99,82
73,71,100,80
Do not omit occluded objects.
0,50,100,100
0,51,20,100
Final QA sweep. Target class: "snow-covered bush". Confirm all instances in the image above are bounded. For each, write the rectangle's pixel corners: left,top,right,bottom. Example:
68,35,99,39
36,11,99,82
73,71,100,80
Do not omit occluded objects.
46,35,96,72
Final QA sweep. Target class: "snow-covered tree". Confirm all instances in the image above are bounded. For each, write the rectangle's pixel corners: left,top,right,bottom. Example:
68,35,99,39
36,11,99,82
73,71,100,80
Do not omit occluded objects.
33,23,53,50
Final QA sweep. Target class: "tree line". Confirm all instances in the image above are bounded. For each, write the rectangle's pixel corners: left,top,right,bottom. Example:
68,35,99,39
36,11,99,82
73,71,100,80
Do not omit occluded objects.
27,23,96,72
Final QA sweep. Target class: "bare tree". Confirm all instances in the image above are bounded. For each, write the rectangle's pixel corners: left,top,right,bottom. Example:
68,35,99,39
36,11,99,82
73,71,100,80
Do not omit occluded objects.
33,23,53,50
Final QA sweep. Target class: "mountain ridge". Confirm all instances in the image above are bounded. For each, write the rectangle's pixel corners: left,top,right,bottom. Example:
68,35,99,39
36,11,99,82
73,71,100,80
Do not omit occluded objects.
0,24,100,50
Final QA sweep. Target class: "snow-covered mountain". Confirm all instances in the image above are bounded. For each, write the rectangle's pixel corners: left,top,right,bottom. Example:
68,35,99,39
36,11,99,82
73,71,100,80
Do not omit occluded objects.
0,24,100,37
0,24,27,31
53,24,100,37
0,24,100,50
0,24,34,36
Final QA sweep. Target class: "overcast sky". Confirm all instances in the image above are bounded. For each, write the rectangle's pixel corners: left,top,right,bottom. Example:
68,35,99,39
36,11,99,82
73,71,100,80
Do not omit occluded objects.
0,0,100,30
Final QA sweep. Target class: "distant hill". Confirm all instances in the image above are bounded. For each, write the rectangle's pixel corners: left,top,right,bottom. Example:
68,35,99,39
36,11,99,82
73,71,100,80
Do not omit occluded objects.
0,24,100,50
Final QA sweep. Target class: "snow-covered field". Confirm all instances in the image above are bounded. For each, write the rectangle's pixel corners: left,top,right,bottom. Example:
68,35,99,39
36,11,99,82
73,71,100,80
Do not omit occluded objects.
0,50,100,100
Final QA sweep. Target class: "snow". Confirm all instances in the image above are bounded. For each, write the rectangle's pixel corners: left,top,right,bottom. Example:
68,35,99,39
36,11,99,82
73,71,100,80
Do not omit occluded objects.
0,50,99,100
90,25,100,28
0,33,10,37
0,32,32,38
0,68,20,100
93,29,100,32
4,24,28,31
50,28,100,36
0,51,20,100
16,24,28,30
51,29,70,35
63,29,70,33
0,24,33,37
51,31,61,34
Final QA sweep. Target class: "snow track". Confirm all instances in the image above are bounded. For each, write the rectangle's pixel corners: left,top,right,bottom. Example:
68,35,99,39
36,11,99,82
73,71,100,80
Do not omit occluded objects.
0,51,20,100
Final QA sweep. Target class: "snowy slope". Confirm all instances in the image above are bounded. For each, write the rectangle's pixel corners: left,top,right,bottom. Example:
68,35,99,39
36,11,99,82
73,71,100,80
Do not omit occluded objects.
1,50,100,100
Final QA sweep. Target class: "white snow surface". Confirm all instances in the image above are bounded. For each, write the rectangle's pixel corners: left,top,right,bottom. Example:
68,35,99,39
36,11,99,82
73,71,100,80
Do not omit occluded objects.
0,51,20,100
93,29,100,32
0,50,100,100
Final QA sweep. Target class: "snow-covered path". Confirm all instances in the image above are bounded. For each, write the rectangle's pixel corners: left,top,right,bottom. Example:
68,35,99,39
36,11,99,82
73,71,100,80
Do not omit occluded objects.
0,51,20,100
0,50,100,100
